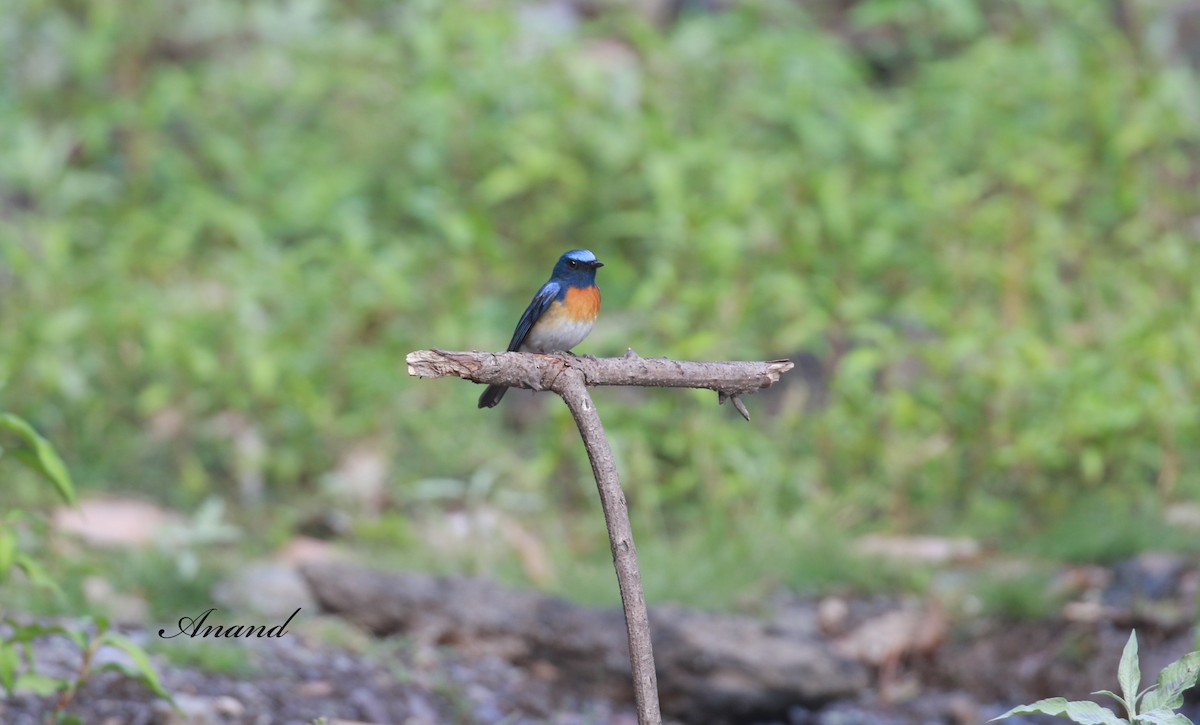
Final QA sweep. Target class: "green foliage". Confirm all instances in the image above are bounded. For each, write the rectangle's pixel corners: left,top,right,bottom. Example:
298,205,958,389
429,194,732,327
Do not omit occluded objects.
972,566,1059,621
0,414,75,506
551,507,919,609
992,630,1200,725
0,411,75,595
0,412,171,716
1,618,171,718
149,638,259,677
0,0,1198,600
155,497,241,581
103,548,227,623
1018,496,1200,564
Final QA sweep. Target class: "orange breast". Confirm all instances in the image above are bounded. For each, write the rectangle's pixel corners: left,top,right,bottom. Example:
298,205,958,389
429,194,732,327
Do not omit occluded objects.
563,285,601,322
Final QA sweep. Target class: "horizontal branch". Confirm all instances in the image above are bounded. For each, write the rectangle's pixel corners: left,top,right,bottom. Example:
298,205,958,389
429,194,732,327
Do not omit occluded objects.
406,349,793,398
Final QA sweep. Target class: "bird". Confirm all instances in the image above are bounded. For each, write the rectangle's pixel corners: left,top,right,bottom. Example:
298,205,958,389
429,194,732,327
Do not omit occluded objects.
478,249,604,409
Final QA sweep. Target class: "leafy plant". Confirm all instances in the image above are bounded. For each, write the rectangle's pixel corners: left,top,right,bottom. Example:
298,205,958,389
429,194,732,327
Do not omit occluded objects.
992,631,1200,724
0,412,172,719
0,412,76,590
155,496,241,580
2,617,171,722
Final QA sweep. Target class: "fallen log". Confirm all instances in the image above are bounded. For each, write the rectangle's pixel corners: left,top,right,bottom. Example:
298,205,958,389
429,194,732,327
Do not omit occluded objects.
300,563,868,723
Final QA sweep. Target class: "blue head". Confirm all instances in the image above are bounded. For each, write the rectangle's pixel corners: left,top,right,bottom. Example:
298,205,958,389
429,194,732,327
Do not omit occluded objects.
550,249,604,286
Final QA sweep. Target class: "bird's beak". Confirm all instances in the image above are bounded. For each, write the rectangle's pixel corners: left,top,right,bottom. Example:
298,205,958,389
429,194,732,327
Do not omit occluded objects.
591,260,605,268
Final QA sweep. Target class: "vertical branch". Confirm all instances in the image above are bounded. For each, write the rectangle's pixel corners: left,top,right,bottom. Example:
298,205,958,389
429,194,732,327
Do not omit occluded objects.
406,348,793,723
556,369,662,725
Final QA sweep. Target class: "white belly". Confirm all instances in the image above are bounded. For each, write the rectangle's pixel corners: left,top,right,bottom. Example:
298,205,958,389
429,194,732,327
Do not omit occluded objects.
520,318,595,353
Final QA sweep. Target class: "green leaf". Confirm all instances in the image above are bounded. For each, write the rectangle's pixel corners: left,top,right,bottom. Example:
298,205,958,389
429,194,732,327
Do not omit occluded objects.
1063,701,1129,725
1119,631,1141,712
992,697,1072,721
13,553,64,597
1135,709,1193,725
0,414,75,505
0,528,16,580
14,672,67,696
1094,690,1130,711
59,623,87,650
0,640,19,694
99,632,171,701
92,615,111,636
1141,652,1200,713
991,698,1127,725
6,618,84,657
7,622,70,643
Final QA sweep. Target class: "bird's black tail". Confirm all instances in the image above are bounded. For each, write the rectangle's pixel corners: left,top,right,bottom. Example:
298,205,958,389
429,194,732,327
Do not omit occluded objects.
478,384,508,409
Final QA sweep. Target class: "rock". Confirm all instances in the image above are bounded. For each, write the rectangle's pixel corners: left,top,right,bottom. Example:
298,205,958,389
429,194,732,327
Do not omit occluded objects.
855,535,981,565
1152,1,1200,74
54,497,184,548
903,691,982,725
515,1,581,57
211,696,244,718
1057,553,1200,630
83,575,150,624
294,511,354,540
349,686,390,723
1103,552,1198,630
213,562,316,620
276,535,343,565
653,605,869,723
155,693,225,725
1062,600,1119,624
296,680,335,698
1165,502,1200,530
300,563,869,724
817,596,850,636
1108,552,1191,602
321,441,390,511
833,601,948,666
816,702,908,725
416,505,558,588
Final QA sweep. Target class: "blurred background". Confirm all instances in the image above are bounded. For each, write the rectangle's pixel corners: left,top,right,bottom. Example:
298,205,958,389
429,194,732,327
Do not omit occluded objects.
2,0,1200,630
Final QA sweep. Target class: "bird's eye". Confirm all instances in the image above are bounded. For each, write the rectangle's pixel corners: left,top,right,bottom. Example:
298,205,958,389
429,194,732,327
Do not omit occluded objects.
568,260,578,268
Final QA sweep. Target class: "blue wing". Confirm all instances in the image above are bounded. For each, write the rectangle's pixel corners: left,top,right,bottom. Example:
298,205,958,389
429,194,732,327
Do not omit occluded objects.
506,281,561,351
